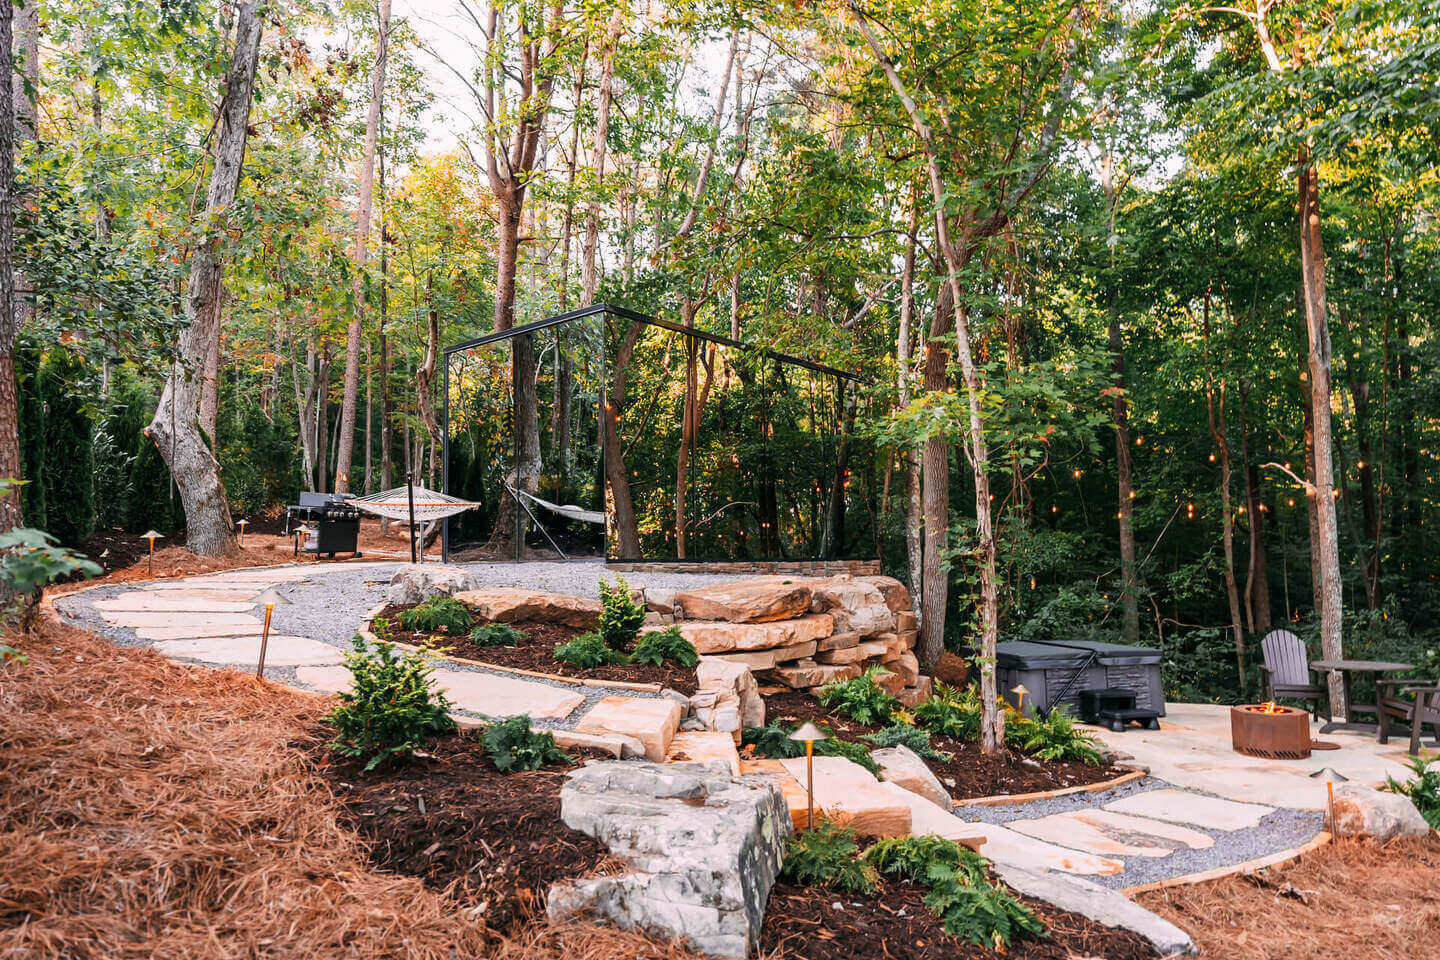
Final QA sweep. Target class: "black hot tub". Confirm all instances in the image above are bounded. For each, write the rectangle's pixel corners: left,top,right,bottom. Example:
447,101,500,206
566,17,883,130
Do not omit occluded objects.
994,640,1164,719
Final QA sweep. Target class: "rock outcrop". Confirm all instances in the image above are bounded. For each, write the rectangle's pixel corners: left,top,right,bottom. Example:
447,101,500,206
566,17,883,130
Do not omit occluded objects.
452,587,602,628
872,744,953,811
386,564,480,605
1331,783,1431,840
548,762,792,958
675,580,813,623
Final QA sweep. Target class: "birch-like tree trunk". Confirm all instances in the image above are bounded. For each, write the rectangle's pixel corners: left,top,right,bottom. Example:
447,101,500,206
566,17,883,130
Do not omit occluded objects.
336,0,392,494
146,2,265,556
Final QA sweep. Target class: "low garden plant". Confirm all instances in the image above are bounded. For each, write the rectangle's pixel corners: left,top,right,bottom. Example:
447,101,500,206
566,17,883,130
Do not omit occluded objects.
1004,706,1103,765
1385,754,1440,829
481,714,572,772
469,623,525,647
598,576,646,647
741,723,881,776
631,626,699,668
778,819,878,894
397,596,472,634
863,722,954,762
913,681,983,741
862,835,1045,949
817,665,901,725
326,637,456,771
553,630,629,668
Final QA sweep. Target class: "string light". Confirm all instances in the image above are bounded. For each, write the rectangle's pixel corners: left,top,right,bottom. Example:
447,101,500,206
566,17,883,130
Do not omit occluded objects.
1073,468,1083,478
1288,498,1296,507
1186,503,1195,519
1135,436,1143,445
1050,505,1058,514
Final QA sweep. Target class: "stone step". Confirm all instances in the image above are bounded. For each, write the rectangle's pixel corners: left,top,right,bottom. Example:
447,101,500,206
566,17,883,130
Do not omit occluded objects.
666,730,742,776
957,822,1125,876
739,759,815,831
93,596,257,613
296,663,586,721
1070,810,1214,850
776,755,911,837
155,635,344,668
136,623,275,641
100,611,262,630
871,781,985,853
574,695,683,762
1103,788,1274,831
1005,810,1176,858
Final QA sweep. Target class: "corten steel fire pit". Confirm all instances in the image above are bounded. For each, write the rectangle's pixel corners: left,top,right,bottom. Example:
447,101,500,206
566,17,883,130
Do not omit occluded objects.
1230,702,1312,759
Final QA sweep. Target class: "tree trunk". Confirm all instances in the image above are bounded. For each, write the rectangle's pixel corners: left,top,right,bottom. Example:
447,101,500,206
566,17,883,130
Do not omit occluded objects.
1238,383,1272,631
581,6,625,305
336,0,392,495
1203,295,1248,692
200,292,220,440
918,282,955,670
898,189,922,618
146,2,265,557
603,320,642,558
1109,317,1139,643
1299,158,1345,718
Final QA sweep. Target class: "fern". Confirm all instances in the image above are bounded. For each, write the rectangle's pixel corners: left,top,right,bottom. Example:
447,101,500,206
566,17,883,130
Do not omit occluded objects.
631,626,699,668
863,723,954,762
469,623,525,647
914,682,983,741
742,723,880,776
397,596,473,634
779,819,878,894
553,631,630,668
817,666,901,726
482,714,572,772
1386,754,1440,829
1007,707,1103,765
816,737,881,776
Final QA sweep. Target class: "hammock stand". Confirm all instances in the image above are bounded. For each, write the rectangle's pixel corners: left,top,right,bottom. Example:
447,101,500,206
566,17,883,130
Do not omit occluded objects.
350,476,480,563
502,483,603,561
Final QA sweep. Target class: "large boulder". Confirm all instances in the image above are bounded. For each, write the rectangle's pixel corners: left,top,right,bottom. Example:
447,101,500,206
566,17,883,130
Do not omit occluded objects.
808,576,896,638
678,614,833,654
1332,783,1431,840
858,575,912,613
697,656,765,729
547,761,792,958
675,579,812,623
386,564,480,605
452,587,602,628
872,744,952,811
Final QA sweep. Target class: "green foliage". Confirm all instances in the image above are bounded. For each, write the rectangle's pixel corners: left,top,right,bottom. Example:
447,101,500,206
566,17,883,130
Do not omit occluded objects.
123,433,184,535
817,736,882,776
914,682,983,742
741,723,881,776
0,527,102,595
481,714,572,773
598,577,645,648
631,626,699,668
553,631,629,668
38,352,95,546
1004,707,1104,765
469,622,525,647
779,819,878,895
16,346,46,531
863,836,1045,949
397,596,472,634
863,723,954,762
817,666,901,726
1385,755,1440,830
326,638,456,772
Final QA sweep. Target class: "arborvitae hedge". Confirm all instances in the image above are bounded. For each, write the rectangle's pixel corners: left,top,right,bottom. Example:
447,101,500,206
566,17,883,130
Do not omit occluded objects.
124,431,184,534
16,345,46,530
39,351,95,545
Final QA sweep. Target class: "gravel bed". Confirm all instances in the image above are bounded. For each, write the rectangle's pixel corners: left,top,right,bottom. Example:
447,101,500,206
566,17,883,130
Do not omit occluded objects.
962,774,1325,889
51,560,748,730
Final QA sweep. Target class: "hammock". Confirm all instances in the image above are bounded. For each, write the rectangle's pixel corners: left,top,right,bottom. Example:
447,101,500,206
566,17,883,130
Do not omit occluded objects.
515,489,605,526
349,484,481,523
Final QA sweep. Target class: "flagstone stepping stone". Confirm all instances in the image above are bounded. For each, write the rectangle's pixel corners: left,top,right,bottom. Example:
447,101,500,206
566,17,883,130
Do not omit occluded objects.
575,696,682,762
677,614,834,654
136,623,273,641
675,579,813,623
296,664,586,720
871,781,985,852
1104,788,1275,831
776,755,911,837
121,584,264,599
154,635,344,667
666,729,742,776
100,611,262,630
740,759,817,830
1005,810,1173,858
93,596,256,613
1070,810,1213,850
958,822,1125,876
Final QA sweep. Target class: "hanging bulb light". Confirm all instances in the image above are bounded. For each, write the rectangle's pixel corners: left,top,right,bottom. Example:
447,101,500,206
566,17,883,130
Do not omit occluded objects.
1209,452,1217,463
1050,504,1058,514
1186,503,1195,519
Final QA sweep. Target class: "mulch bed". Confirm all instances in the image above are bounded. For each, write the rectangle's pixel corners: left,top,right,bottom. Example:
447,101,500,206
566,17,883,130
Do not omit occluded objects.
376,603,699,694
763,690,1132,800
318,728,613,932
761,875,1157,960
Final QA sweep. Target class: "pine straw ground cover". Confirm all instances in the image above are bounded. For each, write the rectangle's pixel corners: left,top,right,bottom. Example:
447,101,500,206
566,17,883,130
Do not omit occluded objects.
1138,836,1440,960
0,618,694,960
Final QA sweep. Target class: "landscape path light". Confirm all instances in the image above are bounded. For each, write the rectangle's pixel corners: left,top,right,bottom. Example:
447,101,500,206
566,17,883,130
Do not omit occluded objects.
1011,683,1030,716
141,530,163,577
237,518,248,539
788,722,830,830
292,524,311,559
252,587,290,678
1309,766,1349,834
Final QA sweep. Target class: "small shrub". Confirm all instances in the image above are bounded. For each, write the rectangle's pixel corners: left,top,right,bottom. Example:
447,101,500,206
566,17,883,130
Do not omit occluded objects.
1006,707,1103,765
817,666,901,726
482,714,572,772
0,522,101,640
326,638,456,771
863,835,1045,949
1385,754,1440,829
631,626,699,668
554,631,630,668
742,723,881,776
469,622,525,647
863,723,954,762
598,577,646,648
370,616,394,642
779,819,877,894
914,682,983,741
398,596,472,634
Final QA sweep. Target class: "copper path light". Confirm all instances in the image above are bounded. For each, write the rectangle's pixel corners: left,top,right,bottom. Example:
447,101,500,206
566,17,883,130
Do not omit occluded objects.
788,722,830,830
141,530,163,577
252,587,290,678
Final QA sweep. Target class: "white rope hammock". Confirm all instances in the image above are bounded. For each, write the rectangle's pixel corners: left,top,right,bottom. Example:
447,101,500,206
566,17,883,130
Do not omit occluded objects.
349,485,481,523
515,488,605,526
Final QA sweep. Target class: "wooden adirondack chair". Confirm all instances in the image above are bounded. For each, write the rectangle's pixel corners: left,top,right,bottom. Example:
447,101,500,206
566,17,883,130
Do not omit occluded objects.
1377,682,1440,755
1259,629,1330,720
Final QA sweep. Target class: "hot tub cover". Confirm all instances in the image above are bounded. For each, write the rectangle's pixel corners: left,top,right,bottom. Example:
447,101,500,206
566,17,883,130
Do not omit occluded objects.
995,639,1162,670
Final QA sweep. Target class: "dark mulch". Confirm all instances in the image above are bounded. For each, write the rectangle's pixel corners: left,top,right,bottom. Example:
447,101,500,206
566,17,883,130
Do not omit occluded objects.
376,603,699,694
318,727,612,932
761,875,1157,960
763,690,1131,800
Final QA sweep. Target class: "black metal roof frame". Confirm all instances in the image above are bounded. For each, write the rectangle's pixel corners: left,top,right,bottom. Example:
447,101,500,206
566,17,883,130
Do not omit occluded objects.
442,302,863,382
